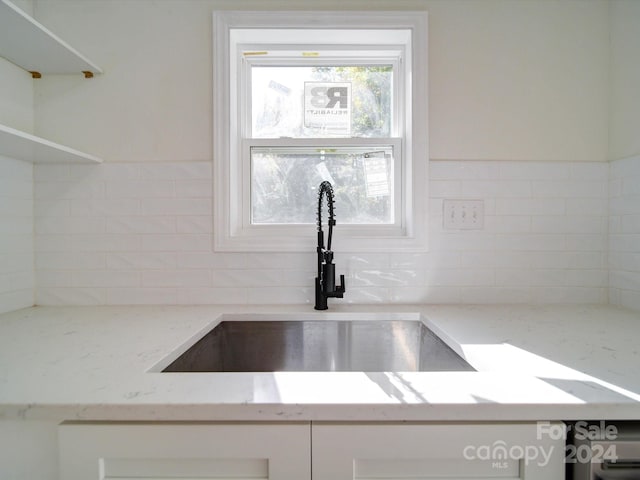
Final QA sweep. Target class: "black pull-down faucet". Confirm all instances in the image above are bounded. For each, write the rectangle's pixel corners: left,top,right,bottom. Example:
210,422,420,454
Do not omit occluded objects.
315,181,346,310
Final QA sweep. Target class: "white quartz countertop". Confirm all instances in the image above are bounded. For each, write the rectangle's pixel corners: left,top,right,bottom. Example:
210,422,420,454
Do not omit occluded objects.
0,304,639,422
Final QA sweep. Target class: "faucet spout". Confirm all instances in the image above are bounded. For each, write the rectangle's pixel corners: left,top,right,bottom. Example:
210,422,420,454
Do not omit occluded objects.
315,181,346,310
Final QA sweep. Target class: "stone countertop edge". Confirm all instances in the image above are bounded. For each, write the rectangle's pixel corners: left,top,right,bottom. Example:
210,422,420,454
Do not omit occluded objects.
0,304,639,422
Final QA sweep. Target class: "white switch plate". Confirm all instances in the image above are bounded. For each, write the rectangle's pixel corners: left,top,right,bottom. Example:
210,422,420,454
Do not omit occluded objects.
443,199,484,230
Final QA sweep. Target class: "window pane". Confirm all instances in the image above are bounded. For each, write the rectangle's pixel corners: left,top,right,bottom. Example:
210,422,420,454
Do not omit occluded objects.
251,146,394,225
251,66,392,138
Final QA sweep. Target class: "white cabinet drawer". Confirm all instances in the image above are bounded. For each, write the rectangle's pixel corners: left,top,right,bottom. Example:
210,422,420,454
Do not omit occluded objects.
59,423,310,480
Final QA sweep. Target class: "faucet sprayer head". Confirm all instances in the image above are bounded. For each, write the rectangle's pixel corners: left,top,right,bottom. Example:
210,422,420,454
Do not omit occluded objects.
317,181,336,250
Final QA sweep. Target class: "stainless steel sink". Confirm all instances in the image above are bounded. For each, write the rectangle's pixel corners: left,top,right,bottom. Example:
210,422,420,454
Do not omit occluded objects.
162,320,474,372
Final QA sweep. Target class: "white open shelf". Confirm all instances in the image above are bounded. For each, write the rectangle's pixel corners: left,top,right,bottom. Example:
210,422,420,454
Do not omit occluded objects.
0,0,102,76
0,124,103,164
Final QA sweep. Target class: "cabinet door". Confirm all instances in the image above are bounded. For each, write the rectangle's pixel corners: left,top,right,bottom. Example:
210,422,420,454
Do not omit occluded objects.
59,423,310,480
312,422,565,480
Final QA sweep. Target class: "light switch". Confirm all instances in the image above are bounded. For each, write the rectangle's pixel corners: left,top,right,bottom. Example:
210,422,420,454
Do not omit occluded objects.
443,199,484,230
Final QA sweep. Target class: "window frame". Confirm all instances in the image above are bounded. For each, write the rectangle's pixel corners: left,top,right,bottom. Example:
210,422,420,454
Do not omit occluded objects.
213,10,429,252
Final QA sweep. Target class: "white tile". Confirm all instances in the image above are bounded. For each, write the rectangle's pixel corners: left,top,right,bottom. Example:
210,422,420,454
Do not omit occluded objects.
70,198,139,216
72,270,140,288
139,162,211,180
564,269,608,288
531,215,606,234
35,180,104,200
622,178,640,200
342,286,389,304
106,180,175,198
609,234,640,253
429,232,497,252
495,198,564,216
212,269,282,288
610,196,640,215
37,287,106,306
350,269,425,288
532,287,607,304
566,198,608,216
175,179,212,197
484,215,532,233
247,286,313,305
0,271,35,292
0,217,33,234
565,234,608,252
140,234,211,252
619,289,640,312
36,270,72,287
531,180,606,198
140,198,211,215
495,269,562,287
493,234,566,252
390,286,461,304
245,252,313,270
610,155,640,179
425,268,495,287
390,252,448,269
499,162,570,180
177,252,246,269
429,180,461,198
1,234,35,253
105,216,176,234
609,270,640,291
3,252,33,273
621,215,640,234
567,252,607,269
176,216,213,233
101,163,140,180
460,286,533,304
36,216,105,234
142,270,211,288
34,199,69,217
176,288,248,305
570,162,608,180
461,180,532,198
0,290,34,314
106,288,178,305
106,252,177,270
37,252,106,270
71,234,141,253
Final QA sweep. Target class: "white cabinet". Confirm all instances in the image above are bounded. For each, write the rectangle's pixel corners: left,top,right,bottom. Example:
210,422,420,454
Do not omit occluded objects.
58,423,310,480
59,422,565,480
312,423,566,480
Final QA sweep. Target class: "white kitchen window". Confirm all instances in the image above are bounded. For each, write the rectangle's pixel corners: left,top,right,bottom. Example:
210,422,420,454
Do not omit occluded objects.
213,11,428,252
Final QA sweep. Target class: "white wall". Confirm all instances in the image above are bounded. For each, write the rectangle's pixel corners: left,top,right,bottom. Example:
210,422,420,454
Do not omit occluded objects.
33,0,610,163
0,21,35,313
0,156,34,314
27,0,612,306
609,0,640,162
608,0,640,312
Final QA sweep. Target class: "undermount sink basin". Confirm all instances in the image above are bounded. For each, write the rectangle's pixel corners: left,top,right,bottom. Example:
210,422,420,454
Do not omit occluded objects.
162,319,474,373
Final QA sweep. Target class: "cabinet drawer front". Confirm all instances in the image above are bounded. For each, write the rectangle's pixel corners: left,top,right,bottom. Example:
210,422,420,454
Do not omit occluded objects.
59,423,310,480
312,422,565,480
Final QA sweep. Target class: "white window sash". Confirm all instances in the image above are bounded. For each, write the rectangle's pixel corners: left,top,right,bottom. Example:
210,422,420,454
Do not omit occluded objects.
213,10,428,252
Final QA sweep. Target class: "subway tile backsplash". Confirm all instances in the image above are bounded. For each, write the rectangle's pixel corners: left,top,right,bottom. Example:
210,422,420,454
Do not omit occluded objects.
0,156,34,313
609,155,640,311
32,159,613,306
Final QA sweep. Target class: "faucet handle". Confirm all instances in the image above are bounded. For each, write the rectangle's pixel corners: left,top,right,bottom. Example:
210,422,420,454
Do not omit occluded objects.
335,274,346,297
